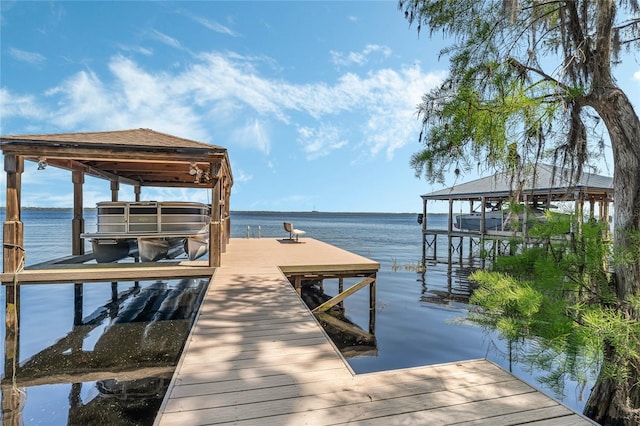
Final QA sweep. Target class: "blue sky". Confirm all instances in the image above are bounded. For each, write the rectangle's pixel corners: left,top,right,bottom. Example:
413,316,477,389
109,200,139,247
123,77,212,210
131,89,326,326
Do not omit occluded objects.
1,1,638,213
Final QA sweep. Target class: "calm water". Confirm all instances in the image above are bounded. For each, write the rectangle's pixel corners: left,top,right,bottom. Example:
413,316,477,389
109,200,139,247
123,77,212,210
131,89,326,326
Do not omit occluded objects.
1,209,594,424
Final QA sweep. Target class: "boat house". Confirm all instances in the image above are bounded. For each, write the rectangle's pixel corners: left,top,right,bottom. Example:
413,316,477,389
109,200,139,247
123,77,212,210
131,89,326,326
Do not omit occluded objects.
1,128,233,277
419,163,614,264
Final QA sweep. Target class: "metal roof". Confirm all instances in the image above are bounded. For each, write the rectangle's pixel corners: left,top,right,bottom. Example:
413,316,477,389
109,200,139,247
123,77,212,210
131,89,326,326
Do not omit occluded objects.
422,164,613,201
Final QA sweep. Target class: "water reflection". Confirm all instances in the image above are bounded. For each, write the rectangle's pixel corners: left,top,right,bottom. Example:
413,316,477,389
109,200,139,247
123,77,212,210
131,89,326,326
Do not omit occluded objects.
298,279,378,358
2,277,207,425
418,262,477,305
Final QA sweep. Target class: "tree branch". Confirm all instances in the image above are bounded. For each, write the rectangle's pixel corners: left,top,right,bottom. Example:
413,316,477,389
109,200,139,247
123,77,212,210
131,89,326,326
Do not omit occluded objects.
506,57,569,92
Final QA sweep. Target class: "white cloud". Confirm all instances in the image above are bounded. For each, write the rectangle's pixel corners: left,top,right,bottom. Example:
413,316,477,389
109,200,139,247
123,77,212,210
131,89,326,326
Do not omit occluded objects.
116,44,153,56
192,16,239,37
41,56,207,140
330,44,392,68
5,51,443,161
232,168,254,183
231,119,271,154
634,70,640,82
8,47,46,64
297,125,348,160
0,88,47,124
176,8,239,37
149,29,182,49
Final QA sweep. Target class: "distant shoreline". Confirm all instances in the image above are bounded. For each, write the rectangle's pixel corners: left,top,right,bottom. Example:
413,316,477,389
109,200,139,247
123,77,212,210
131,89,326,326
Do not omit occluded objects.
0,207,447,215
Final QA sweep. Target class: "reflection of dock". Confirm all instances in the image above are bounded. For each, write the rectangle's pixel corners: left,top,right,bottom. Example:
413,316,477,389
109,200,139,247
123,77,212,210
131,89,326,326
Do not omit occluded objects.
1,278,206,424
154,238,594,425
300,279,377,358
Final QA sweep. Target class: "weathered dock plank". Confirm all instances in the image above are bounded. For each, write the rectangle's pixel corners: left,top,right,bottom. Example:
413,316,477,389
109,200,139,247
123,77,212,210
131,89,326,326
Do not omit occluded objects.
154,238,595,426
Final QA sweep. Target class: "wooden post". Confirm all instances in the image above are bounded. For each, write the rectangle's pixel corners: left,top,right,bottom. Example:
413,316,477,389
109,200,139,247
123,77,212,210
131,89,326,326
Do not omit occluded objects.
2,291,22,425
74,283,83,326
226,198,231,245
110,180,119,202
220,176,228,254
312,276,375,313
522,193,528,249
3,156,22,426
3,154,22,426
421,197,427,266
480,197,486,234
433,232,438,260
603,196,611,239
3,155,24,274
294,276,302,295
447,199,453,266
72,170,85,256
134,185,141,202
369,274,376,334
209,164,222,267
575,190,584,236
480,196,487,266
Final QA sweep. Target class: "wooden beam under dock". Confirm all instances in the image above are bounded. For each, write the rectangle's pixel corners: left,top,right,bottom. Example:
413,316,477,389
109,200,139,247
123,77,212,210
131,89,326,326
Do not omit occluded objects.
0,260,214,284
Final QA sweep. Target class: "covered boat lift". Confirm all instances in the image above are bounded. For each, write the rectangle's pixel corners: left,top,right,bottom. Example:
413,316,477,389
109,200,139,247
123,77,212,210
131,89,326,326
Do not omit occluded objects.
419,163,614,265
1,128,234,278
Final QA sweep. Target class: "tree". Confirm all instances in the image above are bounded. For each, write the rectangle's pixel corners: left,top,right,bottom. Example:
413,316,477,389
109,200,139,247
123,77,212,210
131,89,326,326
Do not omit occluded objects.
399,0,640,424
469,216,640,424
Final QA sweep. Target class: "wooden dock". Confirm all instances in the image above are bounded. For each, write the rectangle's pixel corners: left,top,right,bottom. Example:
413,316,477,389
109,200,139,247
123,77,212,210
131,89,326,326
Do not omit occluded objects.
154,237,595,425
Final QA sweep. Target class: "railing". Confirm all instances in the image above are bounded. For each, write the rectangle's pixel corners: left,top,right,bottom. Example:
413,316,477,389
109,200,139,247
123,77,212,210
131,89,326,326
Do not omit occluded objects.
95,202,209,235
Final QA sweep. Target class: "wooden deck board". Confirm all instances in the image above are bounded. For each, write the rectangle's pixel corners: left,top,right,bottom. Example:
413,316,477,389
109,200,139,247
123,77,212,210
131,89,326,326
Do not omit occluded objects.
457,405,582,425
1,261,214,283
154,238,595,426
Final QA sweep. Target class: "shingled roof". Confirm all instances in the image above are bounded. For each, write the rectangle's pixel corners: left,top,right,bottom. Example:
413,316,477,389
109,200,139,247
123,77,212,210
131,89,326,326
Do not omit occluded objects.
1,128,232,188
422,163,613,201
0,128,225,150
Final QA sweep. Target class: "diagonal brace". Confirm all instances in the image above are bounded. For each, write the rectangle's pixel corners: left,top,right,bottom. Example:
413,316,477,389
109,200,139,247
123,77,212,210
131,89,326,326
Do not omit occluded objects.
312,276,375,313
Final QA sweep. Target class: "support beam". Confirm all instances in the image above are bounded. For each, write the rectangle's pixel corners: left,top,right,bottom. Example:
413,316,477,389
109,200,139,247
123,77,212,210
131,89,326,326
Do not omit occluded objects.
3,155,24,274
574,190,584,236
110,180,119,202
294,276,302,295
369,275,376,334
480,197,486,234
522,193,528,248
312,276,376,313
447,199,453,265
421,197,427,266
209,169,222,267
72,170,84,256
2,155,23,425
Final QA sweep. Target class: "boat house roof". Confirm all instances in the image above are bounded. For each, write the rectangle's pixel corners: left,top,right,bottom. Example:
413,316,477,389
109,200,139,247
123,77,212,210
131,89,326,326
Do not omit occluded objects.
422,163,613,202
0,128,232,188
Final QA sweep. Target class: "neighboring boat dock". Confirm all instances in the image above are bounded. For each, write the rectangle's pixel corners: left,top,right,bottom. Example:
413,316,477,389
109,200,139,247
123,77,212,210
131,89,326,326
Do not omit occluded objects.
418,164,614,266
153,237,595,425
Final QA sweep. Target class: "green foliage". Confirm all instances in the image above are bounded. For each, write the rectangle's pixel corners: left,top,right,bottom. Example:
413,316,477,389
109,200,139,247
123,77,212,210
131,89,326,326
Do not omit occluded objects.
399,0,639,189
612,228,640,267
469,217,640,390
400,1,640,418
470,270,542,339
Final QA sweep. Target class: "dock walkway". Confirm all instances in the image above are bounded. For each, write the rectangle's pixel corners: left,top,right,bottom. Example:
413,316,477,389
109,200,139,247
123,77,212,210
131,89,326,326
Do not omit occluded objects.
155,238,595,425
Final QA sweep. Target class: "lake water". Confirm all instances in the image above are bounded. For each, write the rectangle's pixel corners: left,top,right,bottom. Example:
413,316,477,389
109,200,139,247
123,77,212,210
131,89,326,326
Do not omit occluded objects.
0,209,594,424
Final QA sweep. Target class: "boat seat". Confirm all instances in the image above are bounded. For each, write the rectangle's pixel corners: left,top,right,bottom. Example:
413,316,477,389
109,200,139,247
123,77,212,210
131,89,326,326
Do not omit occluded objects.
283,222,306,241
